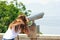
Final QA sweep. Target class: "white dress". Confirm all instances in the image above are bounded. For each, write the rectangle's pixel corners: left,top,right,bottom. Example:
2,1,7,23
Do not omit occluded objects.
3,28,21,39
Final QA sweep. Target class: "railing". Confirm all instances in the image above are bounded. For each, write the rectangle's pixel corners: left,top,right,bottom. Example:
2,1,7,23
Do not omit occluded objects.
0,33,60,40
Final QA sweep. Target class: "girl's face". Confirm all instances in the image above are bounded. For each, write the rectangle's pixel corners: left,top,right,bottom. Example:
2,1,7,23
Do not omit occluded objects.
14,19,25,32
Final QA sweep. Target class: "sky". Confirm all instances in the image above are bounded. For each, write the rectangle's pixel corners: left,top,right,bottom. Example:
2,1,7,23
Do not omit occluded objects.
7,0,60,34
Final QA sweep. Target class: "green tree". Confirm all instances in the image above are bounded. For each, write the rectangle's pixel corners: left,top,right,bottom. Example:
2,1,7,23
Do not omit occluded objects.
0,0,31,33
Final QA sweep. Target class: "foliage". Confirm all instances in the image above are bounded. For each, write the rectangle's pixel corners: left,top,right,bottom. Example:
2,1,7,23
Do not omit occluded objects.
0,0,31,33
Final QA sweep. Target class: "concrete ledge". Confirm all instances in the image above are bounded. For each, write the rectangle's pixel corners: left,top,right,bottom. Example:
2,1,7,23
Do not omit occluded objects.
0,33,60,40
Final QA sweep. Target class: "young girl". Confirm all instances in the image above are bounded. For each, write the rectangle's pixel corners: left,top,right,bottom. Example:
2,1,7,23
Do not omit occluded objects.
2,15,30,40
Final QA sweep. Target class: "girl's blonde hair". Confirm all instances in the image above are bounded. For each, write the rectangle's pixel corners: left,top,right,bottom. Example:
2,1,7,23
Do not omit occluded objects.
9,14,28,32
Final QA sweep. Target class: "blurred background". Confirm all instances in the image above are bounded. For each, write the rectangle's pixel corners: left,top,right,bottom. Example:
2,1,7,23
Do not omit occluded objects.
0,0,60,34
